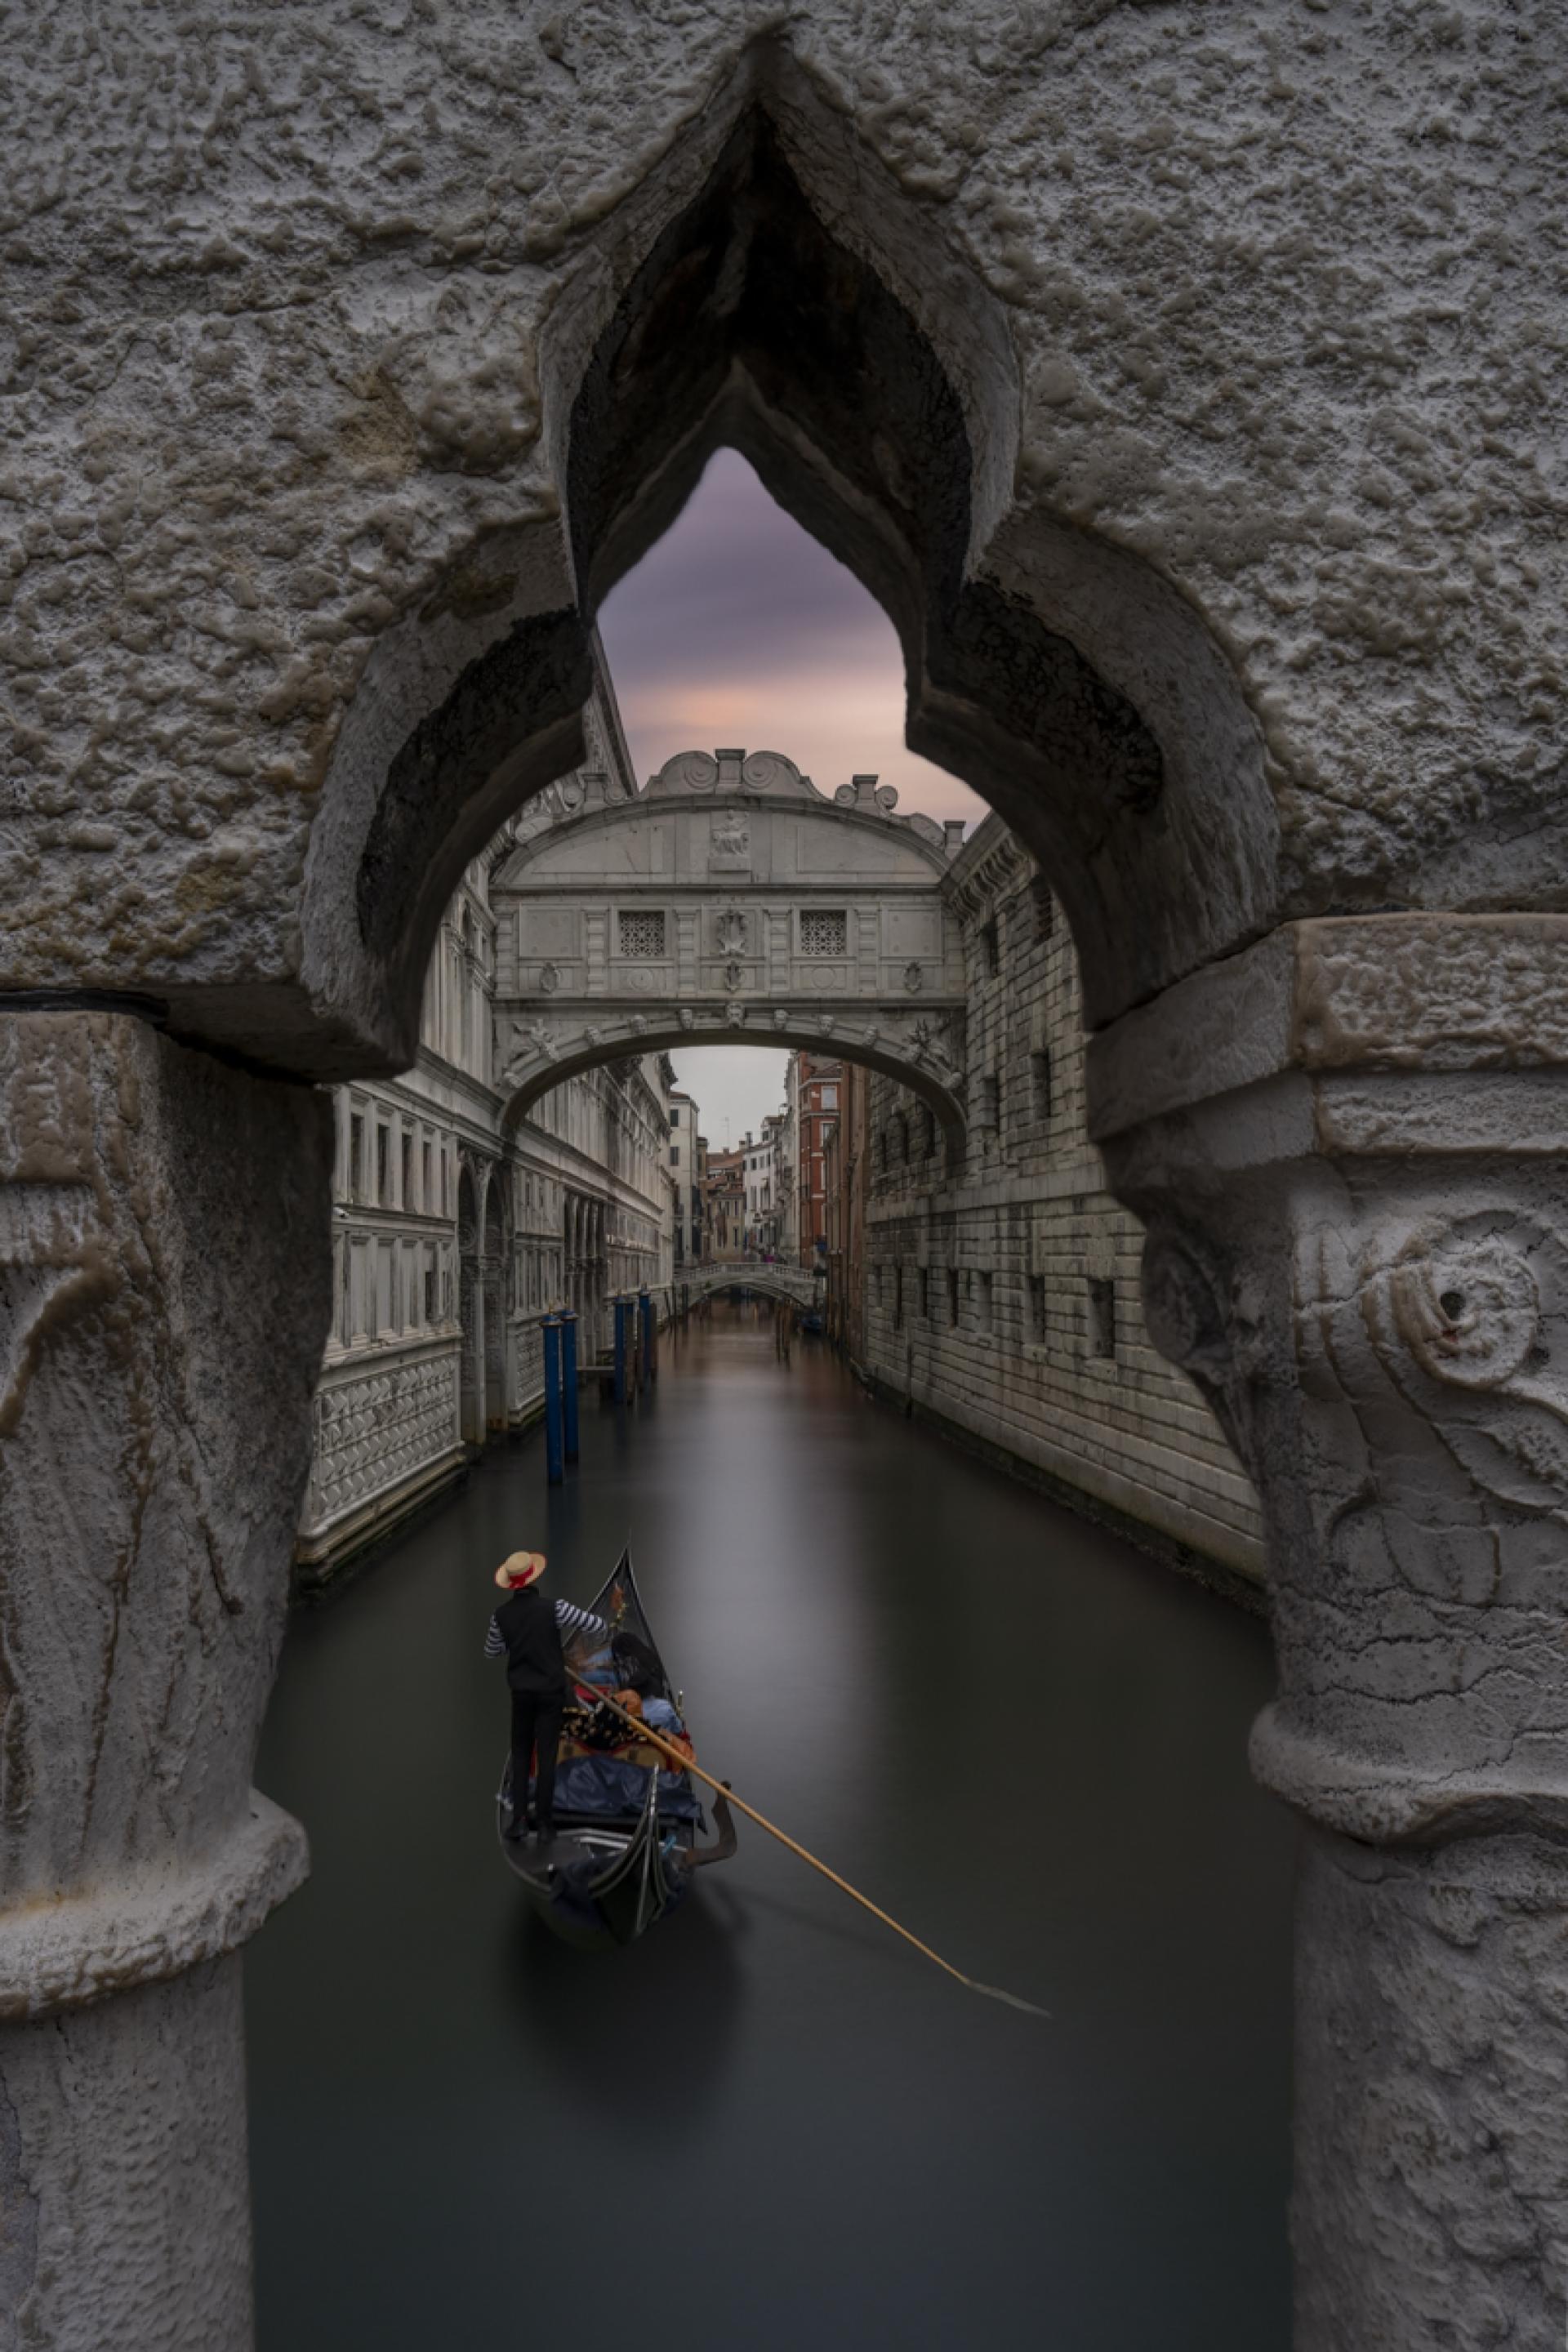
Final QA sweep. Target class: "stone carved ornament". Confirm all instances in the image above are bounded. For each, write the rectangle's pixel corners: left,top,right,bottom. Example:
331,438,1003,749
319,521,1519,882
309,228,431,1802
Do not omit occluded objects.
1143,1205,1568,1531
1362,1211,1568,1516
0,1182,115,1439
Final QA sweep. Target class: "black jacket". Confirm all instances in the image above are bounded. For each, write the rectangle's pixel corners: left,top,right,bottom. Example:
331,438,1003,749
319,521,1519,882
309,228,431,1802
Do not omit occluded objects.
492,1588,569,1696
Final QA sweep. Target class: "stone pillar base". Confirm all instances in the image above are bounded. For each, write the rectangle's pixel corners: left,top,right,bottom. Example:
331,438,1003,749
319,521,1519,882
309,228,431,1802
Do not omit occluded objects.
1294,1826,1568,2352
0,1956,253,2352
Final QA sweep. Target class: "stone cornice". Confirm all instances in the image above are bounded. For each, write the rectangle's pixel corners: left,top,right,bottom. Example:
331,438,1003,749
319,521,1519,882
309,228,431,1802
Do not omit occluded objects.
1088,916,1568,1148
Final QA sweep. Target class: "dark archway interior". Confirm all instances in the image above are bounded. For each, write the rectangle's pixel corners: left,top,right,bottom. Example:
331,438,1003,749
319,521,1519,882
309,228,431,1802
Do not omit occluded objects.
354,105,1265,1062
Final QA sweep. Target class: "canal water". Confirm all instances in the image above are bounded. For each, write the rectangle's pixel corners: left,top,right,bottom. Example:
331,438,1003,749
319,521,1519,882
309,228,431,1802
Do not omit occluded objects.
247,1303,1294,2350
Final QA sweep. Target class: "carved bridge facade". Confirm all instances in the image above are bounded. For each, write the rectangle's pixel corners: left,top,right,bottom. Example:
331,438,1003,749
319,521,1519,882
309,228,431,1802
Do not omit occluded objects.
488,747,970,1143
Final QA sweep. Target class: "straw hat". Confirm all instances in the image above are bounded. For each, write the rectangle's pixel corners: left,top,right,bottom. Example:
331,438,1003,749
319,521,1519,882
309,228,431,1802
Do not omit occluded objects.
495,1550,547,1591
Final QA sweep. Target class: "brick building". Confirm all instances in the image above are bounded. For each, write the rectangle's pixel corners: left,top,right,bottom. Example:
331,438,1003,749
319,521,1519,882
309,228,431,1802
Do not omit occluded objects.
790,1053,843,1270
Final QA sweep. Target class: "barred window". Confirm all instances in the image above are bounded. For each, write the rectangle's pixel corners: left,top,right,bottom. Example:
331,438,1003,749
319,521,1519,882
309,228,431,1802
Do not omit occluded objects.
618,910,666,959
1089,1276,1116,1361
800,909,848,957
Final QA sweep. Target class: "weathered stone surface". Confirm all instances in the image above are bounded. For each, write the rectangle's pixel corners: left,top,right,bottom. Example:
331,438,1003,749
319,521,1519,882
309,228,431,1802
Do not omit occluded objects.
1097,939,1568,2349
0,1015,331,1915
0,1013,329,2347
0,1958,255,2352
3,6,1561,1063
1294,1829,1568,2352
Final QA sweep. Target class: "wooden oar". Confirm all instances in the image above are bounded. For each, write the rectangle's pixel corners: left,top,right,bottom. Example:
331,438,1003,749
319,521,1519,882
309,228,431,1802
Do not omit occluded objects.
572,1681,1049,2019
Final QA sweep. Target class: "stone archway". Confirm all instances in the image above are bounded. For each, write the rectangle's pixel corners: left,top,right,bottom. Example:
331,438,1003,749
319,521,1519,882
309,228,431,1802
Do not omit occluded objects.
2,22,1565,2352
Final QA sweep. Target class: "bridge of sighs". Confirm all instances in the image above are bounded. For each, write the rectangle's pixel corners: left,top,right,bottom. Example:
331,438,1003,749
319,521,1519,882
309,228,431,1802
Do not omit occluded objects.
488,747,971,1147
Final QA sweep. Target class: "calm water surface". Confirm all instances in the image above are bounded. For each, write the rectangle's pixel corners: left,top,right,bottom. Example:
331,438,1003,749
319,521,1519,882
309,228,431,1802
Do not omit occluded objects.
247,1305,1294,2350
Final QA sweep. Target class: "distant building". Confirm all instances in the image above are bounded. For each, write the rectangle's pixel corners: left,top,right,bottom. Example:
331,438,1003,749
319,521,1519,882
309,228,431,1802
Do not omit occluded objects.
823,1062,868,1358
743,1109,788,1254
669,1089,706,1265
791,1053,842,1269
705,1145,747,1258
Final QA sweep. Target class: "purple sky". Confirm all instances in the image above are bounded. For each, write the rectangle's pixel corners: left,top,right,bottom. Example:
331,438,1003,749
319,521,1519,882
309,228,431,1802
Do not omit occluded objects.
599,449,985,1143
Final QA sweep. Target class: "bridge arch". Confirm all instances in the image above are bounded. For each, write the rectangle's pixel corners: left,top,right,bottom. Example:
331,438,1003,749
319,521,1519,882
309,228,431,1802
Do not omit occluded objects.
491,746,971,1149
683,1266,818,1312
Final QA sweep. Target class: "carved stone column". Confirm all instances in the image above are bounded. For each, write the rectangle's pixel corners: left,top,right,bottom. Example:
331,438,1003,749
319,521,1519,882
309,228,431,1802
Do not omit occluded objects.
0,1013,331,2349
1091,916,1568,2350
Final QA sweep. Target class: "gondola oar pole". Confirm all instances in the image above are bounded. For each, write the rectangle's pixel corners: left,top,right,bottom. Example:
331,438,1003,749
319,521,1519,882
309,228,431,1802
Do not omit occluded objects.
570,1681,1049,2018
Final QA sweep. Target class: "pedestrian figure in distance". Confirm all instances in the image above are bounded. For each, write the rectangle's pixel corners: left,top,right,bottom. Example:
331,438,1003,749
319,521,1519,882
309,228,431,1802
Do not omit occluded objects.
483,1551,606,1844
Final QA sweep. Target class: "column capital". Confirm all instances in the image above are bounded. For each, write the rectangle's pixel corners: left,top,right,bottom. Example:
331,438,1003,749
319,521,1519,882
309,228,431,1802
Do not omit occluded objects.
1088,920,1568,1850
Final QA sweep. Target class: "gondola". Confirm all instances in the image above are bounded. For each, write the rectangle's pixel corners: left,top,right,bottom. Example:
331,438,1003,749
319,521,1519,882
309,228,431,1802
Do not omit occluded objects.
497,1548,737,1947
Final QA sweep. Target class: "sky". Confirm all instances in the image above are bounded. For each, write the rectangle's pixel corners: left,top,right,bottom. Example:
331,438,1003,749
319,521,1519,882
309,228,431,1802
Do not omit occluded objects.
598,448,987,1144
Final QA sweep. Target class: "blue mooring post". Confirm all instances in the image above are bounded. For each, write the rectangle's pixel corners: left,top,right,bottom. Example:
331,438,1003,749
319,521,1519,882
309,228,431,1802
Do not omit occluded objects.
639,1289,653,1391
543,1315,564,1486
561,1310,579,1464
612,1295,628,1406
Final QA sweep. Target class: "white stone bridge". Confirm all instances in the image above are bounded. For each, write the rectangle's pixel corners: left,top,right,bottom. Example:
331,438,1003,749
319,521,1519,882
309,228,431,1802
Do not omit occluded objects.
679,1261,819,1309
489,748,969,1143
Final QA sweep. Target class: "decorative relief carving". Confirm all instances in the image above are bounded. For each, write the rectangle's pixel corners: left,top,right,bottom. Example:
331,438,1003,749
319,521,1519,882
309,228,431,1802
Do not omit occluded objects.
740,751,797,794
715,910,746,956
663,751,719,794
904,961,924,994
312,1356,459,1525
539,961,562,994
0,1182,114,1437
1358,1212,1568,1512
1385,1227,1541,1394
708,810,751,871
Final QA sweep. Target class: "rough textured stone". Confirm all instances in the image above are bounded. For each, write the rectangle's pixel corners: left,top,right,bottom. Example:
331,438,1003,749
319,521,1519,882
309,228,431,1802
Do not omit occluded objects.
6,5,1561,1065
0,1013,329,2345
1294,1829,1568,2352
0,1958,255,2352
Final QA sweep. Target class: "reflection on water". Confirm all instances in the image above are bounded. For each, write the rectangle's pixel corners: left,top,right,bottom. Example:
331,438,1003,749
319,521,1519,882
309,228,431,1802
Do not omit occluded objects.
247,1303,1294,2351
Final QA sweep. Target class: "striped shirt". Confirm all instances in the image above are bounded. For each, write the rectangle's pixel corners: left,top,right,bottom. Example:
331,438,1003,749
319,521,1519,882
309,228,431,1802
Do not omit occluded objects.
483,1598,606,1659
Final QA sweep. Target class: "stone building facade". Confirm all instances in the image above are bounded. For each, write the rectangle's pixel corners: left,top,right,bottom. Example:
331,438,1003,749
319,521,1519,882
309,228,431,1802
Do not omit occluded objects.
705,1146,746,1259
296,663,675,1583
792,1053,844,1269
669,1089,706,1267
844,820,1266,1590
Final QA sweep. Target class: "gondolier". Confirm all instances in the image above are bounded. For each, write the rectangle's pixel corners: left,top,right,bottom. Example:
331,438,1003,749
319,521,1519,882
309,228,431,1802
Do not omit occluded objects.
492,1548,737,1947
483,1551,606,1843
